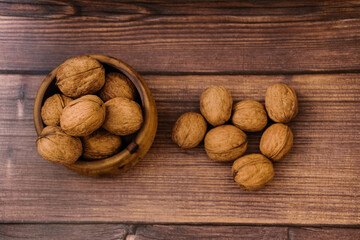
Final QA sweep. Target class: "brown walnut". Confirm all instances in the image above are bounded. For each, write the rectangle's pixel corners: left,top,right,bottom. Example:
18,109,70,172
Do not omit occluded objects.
231,100,268,132
56,56,105,98
200,86,233,126
82,129,122,160
172,112,207,149
260,123,293,161
99,72,136,102
41,94,72,126
60,95,105,136
36,126,82,165
232,154,274,191
102,97,143,136
204,125,247,161
265,83,298,123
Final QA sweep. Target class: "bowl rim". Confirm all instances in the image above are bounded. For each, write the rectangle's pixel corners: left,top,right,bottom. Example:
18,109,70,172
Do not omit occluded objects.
34,54,158,173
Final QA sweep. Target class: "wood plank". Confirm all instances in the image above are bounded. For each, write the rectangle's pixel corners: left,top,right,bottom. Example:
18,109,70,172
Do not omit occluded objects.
289,227,360,240
2,224,360,240
1,73,360,134
1,1,360,73
0,224,130,240
130,225,288,240
0,73,359,225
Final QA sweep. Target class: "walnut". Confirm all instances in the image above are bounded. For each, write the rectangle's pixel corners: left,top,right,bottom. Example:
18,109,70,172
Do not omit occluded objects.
265,83,298,123
56,56,105,98
232,154,274,191
41,94,72,126
260,123,293,161
204,125,247,161
82,129,122,160
172,112,207,148
200,86,233,126
99,72,136,102
102,97,143,136
36,126,82,165
60,95,105,136
231,100,268,132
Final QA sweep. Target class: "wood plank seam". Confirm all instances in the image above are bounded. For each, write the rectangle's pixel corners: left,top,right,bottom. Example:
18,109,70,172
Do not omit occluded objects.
3,69,360,76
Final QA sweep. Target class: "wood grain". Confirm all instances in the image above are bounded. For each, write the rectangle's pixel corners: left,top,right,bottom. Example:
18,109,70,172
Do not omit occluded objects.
0,73,359,225
0,224,287,240
1,1,360,73
0,224,130,240
2,224,360,240
289,227,360,240
131,225,288,240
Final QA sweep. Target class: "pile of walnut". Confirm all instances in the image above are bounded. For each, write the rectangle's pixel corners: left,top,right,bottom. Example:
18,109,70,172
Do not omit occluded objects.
172,84,298,191
36,56,143,165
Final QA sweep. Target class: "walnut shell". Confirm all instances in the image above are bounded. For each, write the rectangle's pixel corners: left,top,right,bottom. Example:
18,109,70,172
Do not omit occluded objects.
231,100,268,132
41,94,72,126
102,97,143,136
56,56,105,98
172,112,207,149
36,126,82,165
60,95,105,136
232,154,274,191
265,83,298,123
99,72,136,102
82,129,122,160
204,125,247,161
260,123,293,161
200,86,233,126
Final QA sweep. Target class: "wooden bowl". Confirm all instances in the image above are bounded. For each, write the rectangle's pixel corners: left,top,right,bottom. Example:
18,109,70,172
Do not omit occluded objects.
33,54,158,177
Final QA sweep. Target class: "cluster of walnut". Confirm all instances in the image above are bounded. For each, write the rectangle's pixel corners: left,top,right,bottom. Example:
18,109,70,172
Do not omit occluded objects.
36,56,143,165
172,83,298,191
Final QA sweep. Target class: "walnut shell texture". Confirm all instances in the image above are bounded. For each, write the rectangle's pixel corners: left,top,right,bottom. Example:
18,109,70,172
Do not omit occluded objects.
172,112,207,149
36,126,82,165
60,95,106,136
265,83,298,123
232,154,274,191
200,86,233,126
56,56,105,98
204,125,247,161
41,94,72,126
82,129,122,160
102,97,143,136
232,100,268,132
260,123,293,161
99,72,136,102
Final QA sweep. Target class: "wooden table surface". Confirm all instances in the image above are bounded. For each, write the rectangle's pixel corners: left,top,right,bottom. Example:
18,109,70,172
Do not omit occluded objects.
1,1,360,239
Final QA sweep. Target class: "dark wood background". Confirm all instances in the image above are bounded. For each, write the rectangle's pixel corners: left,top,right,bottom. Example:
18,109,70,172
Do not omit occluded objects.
0,1,359,239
